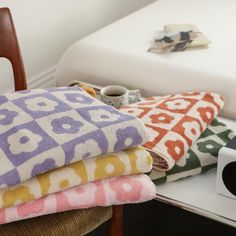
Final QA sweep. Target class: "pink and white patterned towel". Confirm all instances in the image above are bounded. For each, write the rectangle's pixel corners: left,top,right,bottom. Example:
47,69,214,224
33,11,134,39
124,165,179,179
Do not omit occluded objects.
120,92,224,171
0,174,155,225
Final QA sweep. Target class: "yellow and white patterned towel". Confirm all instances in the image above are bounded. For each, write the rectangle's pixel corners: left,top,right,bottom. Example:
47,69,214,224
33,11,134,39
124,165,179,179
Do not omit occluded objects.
0,146,152,208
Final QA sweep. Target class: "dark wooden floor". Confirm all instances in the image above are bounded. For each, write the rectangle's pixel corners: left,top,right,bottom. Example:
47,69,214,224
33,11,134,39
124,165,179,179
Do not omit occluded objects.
88,200,236,236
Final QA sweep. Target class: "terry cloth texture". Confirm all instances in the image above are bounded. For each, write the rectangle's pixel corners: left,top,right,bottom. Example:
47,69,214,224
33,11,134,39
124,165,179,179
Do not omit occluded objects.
0,174,155,225
0,87,148,189
150,119,235,184
0,146,152,208
120,92,224,171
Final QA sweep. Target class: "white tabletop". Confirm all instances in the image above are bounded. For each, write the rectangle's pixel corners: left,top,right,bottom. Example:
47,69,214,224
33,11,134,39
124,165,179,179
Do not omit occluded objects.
156,117,236,227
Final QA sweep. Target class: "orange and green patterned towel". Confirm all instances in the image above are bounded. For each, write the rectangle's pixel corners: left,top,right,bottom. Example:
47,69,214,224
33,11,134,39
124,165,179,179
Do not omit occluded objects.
120,92,224,171
0,146,152,208
150,119,235,184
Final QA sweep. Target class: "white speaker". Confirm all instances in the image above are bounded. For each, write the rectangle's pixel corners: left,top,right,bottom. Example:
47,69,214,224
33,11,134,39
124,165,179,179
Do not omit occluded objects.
216,137,236,199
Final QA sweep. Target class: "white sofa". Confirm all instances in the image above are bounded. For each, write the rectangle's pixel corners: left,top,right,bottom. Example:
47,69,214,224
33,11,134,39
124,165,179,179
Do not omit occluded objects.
56,0,236,120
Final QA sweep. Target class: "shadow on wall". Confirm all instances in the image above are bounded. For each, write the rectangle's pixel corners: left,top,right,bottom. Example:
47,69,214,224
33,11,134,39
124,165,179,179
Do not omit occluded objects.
0,58,14,92
0,0,155,93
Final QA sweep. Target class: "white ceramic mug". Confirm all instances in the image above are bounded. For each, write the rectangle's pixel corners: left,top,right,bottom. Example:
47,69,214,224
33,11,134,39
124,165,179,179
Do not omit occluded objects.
100,85,141,108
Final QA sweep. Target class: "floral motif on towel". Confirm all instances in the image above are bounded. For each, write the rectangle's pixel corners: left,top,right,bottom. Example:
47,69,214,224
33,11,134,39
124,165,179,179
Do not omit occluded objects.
0,87,148,189
120,92,224,171
0,146,152,209
150,119,235,184
0,109,18,126
0,174,155,225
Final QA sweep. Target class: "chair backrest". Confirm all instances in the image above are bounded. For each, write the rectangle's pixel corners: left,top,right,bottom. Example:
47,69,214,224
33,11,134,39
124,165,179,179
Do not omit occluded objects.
0,7,27,91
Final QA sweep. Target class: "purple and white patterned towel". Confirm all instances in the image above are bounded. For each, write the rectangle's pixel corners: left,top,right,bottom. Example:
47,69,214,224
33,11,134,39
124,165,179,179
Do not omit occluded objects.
0,87,148,190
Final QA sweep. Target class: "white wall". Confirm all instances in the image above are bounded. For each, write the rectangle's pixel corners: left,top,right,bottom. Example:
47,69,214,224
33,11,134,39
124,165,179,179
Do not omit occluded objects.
0,0,155,92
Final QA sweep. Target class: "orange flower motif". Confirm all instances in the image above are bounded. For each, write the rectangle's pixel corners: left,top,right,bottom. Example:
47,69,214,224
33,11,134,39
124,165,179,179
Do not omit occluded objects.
202,93,224,112
150,113,174,124
157,98,196,114
120,107,151,119
172,116,203,146
165,139,185,161
197,106,215,124
144,125,167,149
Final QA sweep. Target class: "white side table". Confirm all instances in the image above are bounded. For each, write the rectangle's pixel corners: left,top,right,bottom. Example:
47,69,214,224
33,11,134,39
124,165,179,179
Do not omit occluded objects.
156,117,236,227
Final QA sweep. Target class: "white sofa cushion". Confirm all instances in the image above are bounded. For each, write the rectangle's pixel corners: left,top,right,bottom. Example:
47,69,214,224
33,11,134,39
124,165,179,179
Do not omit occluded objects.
56,0,236,120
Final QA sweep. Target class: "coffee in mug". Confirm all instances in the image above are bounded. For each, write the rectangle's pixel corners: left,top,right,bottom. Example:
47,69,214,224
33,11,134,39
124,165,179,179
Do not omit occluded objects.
100,85,141,108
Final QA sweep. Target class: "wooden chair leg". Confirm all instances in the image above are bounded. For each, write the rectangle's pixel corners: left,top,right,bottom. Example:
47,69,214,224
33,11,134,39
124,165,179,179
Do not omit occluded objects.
107,205,123,236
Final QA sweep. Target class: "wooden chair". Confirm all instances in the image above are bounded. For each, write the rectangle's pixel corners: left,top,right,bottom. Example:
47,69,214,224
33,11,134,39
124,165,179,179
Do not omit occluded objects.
0,8,26,91
0,7,123,236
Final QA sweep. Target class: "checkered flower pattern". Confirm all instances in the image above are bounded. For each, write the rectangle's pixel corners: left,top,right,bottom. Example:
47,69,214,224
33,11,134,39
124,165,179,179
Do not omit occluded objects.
150,119,235,184
0,146,152,209
0,174,156,225
120,92,224,171
0,87,148,189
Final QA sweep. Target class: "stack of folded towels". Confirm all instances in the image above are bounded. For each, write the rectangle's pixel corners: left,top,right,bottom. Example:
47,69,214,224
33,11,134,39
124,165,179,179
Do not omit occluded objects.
0,87,156,225
120,92,235,184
